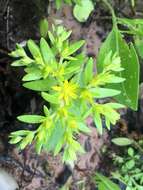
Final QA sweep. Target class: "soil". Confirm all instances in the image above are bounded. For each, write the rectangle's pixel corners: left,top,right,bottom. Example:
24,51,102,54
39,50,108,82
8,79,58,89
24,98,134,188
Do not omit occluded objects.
0,0,143,189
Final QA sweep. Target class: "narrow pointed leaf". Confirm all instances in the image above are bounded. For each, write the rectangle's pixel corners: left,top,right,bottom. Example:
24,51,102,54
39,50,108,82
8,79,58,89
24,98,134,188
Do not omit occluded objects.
39,18,48,38
84,57,94,84
78,122,91,133
62,40,84,58
41,92,59,104
40,38,55,64
17,115,45,124
90,87,121,98
22,71,42,81
23,78,56,91
27,40,44,65
93,112,102,135
112,137,133,146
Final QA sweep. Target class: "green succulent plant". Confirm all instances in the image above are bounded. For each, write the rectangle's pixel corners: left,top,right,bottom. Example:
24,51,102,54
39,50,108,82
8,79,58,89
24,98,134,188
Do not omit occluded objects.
9,22,126,166
9,0,141,166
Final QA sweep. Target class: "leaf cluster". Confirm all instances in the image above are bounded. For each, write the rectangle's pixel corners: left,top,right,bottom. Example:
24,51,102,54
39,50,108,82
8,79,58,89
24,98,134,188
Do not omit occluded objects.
112,146,143,190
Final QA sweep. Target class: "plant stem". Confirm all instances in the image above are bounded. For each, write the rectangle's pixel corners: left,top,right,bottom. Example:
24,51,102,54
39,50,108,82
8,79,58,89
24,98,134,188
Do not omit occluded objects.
101,0,119,52
102,0,116,27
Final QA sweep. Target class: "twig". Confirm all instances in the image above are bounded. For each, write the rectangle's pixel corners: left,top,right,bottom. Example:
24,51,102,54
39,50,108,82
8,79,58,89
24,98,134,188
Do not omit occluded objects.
6,4,10,49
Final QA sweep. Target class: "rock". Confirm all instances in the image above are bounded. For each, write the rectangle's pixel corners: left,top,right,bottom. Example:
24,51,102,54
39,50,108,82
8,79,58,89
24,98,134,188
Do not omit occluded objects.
0,169,18,190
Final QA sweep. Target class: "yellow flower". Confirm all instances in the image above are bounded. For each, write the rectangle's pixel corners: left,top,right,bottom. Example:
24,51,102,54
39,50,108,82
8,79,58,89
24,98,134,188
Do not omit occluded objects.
90,73,112,87
69,120,77,129
58,107,68,118
37,129,45,141
80,89,93,103
52,65,65,78
93,103,103,113
43,117,53,129
42,65,52,79
53,80,78,105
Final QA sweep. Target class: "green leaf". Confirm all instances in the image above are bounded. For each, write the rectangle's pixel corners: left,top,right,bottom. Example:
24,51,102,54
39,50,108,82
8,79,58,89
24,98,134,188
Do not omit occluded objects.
112,137,133,146
64,54,85,79
43,105,50,116
22,71,42,81
35,140,43,154
41,92,59,104
95,173,120,190
90,87,121,98
134,37,143,59
27,39,44,65
124,43,139,110
118,18,143,36
40,38,55,64
78,122,91,133
93,112,102,135
64,65,80,78
39,18,48,38
84,58,94,84
60,30,72,42
105,103,125,109
102,106,120,125
11,56,34,66
23,78,56,91
110,76,125,83
73,0,94,22
105,118,111,130
128,147,134,157
9,136,23,144
54,140,64,156
97,29,139,110
68,53,85,67
126,160,135,170
17,115,45,124
45,121,65,151
10,130,30,136
48,31,55,44
9,44,27,58
20,132,34,149
11,60,27,67
62,40,84,58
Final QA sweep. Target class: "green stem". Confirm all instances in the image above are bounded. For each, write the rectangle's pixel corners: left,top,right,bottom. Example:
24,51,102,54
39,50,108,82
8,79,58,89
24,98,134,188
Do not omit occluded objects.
59,57,63,65
119,30,136,35
102,0,119,53
102,0,116,26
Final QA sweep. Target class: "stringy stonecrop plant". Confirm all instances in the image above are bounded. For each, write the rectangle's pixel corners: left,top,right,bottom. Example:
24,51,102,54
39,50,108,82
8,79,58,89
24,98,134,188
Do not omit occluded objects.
9,24,125,166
